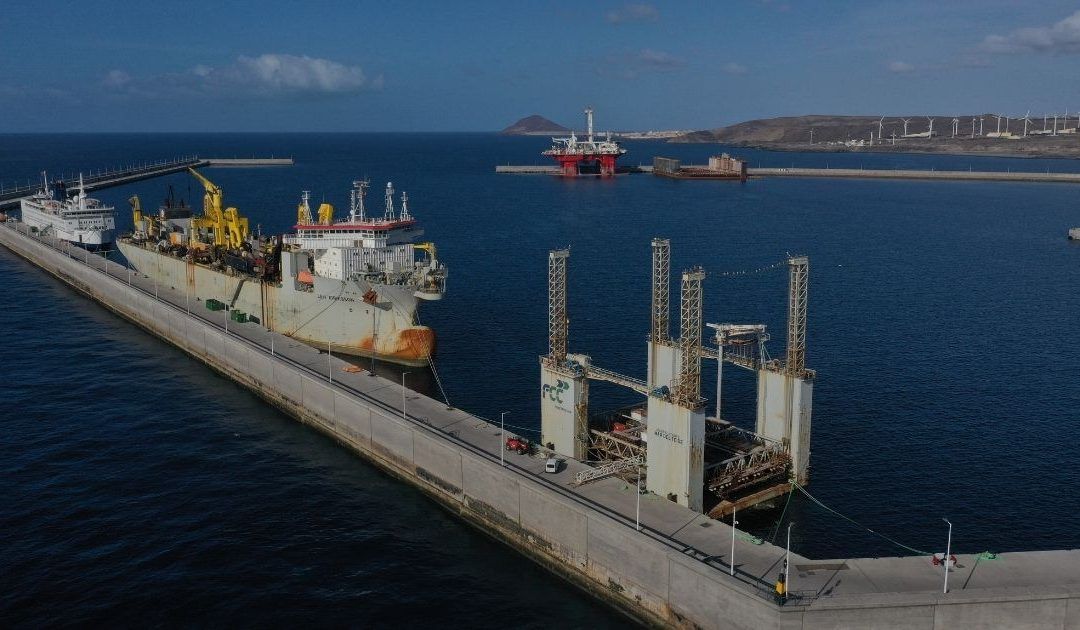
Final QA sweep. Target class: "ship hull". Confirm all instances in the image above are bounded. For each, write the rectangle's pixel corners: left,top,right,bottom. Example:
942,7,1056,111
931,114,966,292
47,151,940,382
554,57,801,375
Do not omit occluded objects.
118,241,435,367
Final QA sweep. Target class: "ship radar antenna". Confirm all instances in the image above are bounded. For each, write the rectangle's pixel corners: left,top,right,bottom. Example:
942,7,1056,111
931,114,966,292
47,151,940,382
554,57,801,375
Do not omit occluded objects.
384,181,396,220
350,179,370,222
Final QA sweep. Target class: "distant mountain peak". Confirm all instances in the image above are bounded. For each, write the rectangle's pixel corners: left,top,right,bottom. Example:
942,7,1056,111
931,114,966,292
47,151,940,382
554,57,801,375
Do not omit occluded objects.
501,115,569,135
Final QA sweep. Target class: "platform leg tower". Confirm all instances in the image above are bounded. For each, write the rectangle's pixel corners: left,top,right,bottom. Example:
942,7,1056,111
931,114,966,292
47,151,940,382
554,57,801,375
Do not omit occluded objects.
756,256,814,485
646,267,707,512
540,249,589,459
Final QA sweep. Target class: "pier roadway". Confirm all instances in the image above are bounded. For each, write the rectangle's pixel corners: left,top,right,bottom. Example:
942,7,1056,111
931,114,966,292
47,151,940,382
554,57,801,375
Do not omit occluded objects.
3,220,1080,629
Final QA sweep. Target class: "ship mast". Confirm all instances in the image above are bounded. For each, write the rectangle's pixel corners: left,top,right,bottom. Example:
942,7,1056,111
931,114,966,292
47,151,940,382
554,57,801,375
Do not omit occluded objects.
400,191,410,221
350,179,369,222
384,182,396,221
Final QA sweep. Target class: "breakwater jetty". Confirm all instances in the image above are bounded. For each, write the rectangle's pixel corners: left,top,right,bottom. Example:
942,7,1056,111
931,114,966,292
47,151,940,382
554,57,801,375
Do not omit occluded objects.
495,163,1080,184
2,219,1079,628
0,156,293,210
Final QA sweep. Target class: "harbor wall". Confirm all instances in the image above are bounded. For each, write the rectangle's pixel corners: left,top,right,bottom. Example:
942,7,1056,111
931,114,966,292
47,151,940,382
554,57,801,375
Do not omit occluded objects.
3,222,1079,630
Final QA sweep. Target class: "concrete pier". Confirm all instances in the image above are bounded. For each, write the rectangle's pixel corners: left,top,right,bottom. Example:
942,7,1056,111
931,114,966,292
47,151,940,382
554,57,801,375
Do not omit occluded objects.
0,156,294,210
2,219,1080,628
495,163,1080,184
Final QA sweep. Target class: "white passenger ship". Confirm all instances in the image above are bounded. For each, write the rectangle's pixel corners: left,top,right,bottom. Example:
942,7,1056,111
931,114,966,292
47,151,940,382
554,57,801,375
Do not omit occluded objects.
20,173,117,248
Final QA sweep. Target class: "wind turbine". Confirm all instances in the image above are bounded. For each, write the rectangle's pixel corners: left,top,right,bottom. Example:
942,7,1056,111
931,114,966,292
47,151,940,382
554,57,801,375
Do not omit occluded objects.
979,116,984,136
994,114,1002,135
926,116,935,138
951,116,959,138
971,117,976,138
1004,114,1010,134
878,115,885,142
901,118,911,136
1053,113,1059,136
1022,110,1032,137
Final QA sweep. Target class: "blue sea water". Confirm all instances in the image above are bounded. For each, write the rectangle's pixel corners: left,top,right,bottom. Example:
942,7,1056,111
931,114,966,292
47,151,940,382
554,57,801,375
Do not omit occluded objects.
2,133,1079,624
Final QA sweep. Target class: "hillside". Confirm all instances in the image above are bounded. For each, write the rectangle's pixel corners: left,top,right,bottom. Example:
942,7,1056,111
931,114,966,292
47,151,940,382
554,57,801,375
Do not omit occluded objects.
500,115,569,135
672,114,1080,158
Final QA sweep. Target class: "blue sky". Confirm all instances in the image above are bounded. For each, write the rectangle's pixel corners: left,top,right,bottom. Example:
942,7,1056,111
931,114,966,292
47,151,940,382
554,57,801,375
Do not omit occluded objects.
3,0,1080,132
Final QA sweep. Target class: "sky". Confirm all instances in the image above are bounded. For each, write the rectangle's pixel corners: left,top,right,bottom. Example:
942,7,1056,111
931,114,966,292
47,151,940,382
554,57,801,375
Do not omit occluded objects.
3,0,1080,132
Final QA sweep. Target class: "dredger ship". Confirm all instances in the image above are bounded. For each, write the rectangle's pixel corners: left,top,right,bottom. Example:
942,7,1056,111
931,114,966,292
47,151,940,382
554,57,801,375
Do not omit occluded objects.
117,169,446,366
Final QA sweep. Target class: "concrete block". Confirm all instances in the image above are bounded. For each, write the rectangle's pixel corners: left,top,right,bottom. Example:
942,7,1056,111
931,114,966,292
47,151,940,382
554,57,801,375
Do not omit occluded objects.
369,411,414,468
333,393,372,445
273,363,302,404
301,377,336,423
248,349,274,388
586,512,669,600
933,596,1067,630
412,432,463,499
462,456,521,531
184,318,205,355
519,484,587,568
203,328,226,362
1067,597,1080,630
667,554,777,630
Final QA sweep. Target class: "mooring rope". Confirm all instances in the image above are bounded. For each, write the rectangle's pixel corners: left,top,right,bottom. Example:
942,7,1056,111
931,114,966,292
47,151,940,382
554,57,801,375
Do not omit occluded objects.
792,482,933,555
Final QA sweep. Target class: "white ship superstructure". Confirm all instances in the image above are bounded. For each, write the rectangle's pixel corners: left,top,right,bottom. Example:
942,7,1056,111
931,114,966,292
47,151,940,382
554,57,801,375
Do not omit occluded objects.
20,173,117,247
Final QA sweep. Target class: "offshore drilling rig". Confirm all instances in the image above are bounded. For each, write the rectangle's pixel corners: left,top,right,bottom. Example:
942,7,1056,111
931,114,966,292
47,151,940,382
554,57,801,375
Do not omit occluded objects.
539,239,814,517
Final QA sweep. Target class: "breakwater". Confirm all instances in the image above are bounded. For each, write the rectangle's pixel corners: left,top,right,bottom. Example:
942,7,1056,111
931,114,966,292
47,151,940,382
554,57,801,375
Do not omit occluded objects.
2,220,1078,629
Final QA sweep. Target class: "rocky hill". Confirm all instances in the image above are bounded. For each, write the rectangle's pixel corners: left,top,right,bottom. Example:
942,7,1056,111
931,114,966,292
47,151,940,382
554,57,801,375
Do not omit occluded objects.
500,115,569,135
673,114,1080,158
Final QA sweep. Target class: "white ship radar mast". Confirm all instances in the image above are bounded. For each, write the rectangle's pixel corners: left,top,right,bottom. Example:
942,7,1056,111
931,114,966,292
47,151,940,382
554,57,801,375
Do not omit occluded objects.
38,171,53,198
349,179,369,222
400,191,410,221
75,173,87,209
384,181,396,220
585,106,594,143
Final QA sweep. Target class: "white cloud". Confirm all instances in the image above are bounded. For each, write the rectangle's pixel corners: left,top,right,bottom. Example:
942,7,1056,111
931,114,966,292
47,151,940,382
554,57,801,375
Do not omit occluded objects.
888,61,915,73
722,62,748,75
980,10,1080,55
637,48,683,69
103,54,376,98
102,70,131,88
606,3,658,24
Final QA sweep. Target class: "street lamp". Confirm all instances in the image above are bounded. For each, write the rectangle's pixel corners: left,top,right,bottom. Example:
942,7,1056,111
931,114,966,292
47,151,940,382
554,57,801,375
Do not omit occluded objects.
401,372,410,422
500,411,508,467
635,461,643,531
785,522,795,599
942,517,953,594
730,506,738,576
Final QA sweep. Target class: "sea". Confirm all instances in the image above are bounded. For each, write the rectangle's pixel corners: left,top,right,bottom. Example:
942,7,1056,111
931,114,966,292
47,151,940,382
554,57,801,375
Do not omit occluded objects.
2,133,1079,626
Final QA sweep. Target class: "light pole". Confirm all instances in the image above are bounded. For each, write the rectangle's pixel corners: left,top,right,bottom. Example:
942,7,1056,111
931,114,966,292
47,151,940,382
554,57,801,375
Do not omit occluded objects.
500,411,508,466
730,506,738,576
635,462,643,531
785,522,795,598
942,517,953,594
401,372,410,421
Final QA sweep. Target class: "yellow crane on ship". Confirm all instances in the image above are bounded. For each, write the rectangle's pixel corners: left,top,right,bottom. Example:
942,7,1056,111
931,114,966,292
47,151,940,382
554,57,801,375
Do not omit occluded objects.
187,167,249,249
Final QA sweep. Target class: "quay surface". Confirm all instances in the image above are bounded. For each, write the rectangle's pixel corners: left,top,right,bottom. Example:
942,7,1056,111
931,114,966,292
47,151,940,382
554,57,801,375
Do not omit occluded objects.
2,220,1079,628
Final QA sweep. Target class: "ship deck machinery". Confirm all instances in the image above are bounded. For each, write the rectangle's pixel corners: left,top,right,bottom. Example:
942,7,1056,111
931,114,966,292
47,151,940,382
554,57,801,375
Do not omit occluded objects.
542,107,627,177
119,169,446,367
542,239,813,521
